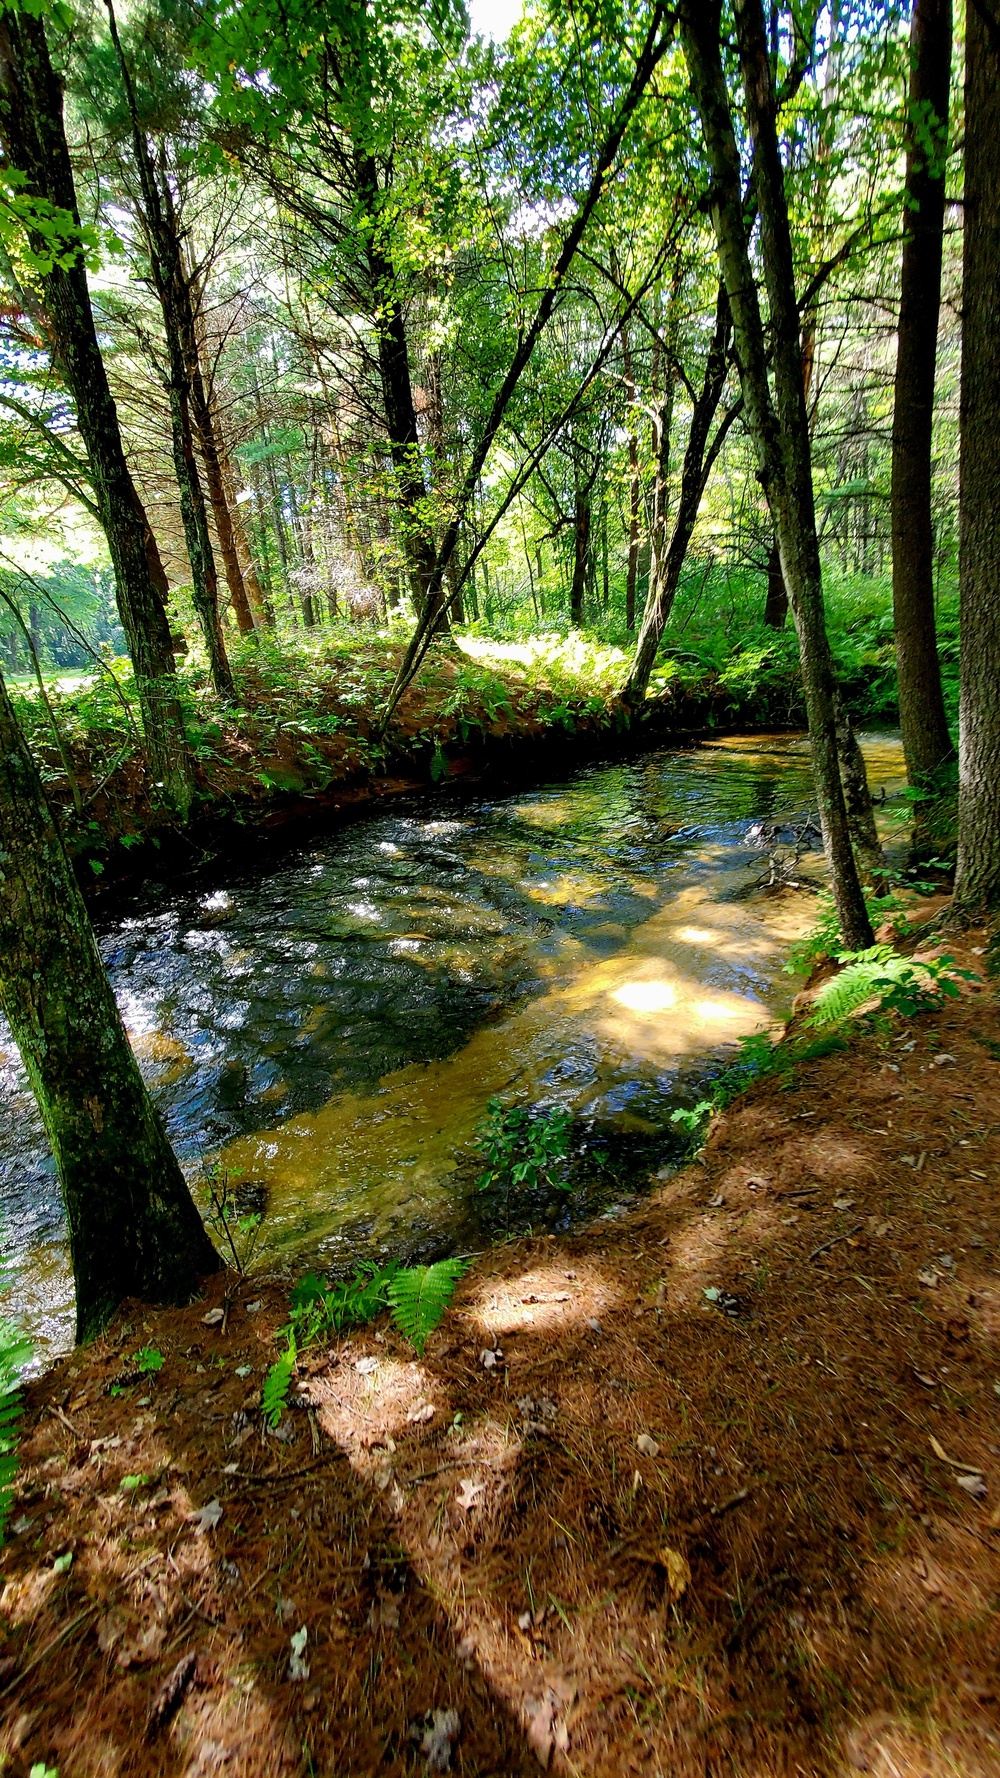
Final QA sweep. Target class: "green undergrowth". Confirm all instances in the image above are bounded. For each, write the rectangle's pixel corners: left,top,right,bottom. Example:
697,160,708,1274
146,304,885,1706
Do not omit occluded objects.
672,888,978,1146
262,1257,468,1429
8,571,928,868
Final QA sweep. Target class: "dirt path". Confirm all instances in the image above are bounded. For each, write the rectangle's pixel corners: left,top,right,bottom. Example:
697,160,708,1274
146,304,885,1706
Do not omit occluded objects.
2,930,998,1776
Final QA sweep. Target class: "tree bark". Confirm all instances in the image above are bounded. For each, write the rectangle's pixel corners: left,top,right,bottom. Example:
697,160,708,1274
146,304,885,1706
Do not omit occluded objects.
679,0,873,949
891,0,954,788
763,539,788,628
0,9,192,814
952,0,1000,915
0,668,221,1340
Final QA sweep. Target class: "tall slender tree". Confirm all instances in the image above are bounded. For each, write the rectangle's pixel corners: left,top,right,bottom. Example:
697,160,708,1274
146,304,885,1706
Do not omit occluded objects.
890,0,954,802
951,0,1000,917
678,0,874,947
0,668,221,1339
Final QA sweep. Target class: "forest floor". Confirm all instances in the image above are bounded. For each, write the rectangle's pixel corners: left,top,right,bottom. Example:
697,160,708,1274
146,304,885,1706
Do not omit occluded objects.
2,919,998,1778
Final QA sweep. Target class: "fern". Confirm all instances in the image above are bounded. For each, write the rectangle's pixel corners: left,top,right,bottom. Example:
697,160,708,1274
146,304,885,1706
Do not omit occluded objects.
808,945,974,1028
262,1334,296,1431
386,1259,467,1357
262,1257,467,1421
0,1314,31,1543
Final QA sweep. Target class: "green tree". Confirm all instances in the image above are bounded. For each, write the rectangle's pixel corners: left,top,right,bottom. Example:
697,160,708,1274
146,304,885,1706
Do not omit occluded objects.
0,0,193,811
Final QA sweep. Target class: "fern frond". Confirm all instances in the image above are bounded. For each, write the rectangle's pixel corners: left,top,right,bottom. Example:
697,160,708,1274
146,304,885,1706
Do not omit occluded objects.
0,1316,30,1545
386,1259,468,1356
262,1336,296,1431
808,945,967,1028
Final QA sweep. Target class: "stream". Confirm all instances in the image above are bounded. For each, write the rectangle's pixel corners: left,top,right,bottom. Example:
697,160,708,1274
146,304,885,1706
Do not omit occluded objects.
1,731,906,1362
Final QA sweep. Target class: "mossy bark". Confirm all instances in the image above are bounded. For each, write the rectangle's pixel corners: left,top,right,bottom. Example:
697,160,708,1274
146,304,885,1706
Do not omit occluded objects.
952,0,1000,916
0,671,221,1340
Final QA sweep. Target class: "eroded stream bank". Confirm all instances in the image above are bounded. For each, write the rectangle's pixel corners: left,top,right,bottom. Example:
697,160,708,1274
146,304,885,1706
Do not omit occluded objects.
1,732,907,1359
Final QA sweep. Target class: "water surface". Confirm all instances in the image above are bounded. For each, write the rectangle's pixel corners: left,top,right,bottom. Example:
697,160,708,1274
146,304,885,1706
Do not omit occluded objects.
0,731,906,1359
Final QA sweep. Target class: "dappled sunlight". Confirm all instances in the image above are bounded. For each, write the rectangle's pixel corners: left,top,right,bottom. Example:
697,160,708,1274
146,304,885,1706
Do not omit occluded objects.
611,979,677,1013
219,874,808,1269
464,1261,621,1338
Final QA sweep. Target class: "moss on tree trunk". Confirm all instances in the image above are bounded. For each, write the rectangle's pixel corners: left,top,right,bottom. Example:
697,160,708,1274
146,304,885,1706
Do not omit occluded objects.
0,672,221,1340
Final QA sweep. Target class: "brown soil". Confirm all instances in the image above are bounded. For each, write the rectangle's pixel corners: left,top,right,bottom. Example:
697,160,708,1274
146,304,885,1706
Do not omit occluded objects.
3,929,999,1776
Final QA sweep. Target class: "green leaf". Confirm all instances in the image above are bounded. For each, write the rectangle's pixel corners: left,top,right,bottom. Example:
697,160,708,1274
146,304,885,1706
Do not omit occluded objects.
386,1258,467,1356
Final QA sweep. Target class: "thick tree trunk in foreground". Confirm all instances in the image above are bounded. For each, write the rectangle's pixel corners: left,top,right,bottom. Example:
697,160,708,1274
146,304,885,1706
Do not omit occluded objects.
623,284,733,706
0,10,192,814
0,671,220,1339
891,0,954,789
679,0,873,949
952,0,1000,916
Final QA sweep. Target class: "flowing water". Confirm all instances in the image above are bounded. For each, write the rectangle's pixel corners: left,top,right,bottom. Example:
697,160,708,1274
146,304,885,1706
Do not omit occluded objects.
1,731,906,1361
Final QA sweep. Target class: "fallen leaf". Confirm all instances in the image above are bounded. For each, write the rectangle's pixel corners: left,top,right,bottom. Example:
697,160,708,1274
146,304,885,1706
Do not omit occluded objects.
355,1356,378,1375
406,1401,436,1424
660,1546,691,1600
912,1371,937,1388
288,1625,309,1682
245,1300,262,1313
833,1197,855,1211
636,1433,660,1458
480,1348,501,1370
934,1053,957,1066
957,1473,987,1500
188,1498,223,1532
201,1308,225,1327
917,1268,940,1289
455,1479,485,1511
946,1318,970,1342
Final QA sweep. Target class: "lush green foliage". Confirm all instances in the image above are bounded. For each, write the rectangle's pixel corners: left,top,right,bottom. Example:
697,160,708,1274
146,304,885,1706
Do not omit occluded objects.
474,1097,573,1196
807,945,976,1028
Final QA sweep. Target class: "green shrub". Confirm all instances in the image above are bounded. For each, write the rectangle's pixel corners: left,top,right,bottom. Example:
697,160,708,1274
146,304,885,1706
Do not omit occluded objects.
474,1098,573,1196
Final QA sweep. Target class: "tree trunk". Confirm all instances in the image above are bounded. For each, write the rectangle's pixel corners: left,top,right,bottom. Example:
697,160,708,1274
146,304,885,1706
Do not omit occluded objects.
188,299,260,633
763,539,788,628
679,0,873,949
952,0,1000,916
570,483,591,626
167,372,235,698
620,320,642,633
103,20,235,697
0,10,192,814
623,284,732,705
0,668,221,1339
355,153,440,621
220,445,272,625
891,0,954,788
